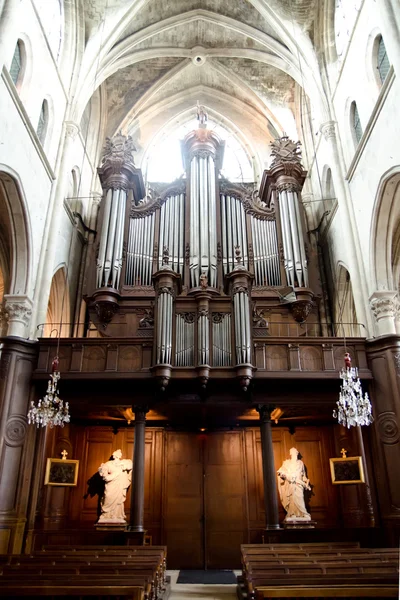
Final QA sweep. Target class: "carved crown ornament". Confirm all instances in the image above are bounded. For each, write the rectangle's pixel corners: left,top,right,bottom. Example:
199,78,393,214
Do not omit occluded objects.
219,180,276,221
101,131,136,174
270,135,302,167
129,179,186,219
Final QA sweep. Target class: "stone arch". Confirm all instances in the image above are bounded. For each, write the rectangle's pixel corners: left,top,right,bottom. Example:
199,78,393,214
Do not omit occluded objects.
370,167,400,291
43,265,71,338
332,264,358,337
0,168,32,297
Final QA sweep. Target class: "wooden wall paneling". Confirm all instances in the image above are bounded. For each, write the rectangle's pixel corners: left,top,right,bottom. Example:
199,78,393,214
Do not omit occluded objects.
204,431,248,569
69,427,122,523
246,427,286,538
163,432,204,569
287,427,339,527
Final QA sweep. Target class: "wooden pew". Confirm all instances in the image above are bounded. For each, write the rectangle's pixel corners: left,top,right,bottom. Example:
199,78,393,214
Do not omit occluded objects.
0,545,170,600
240,543,399,600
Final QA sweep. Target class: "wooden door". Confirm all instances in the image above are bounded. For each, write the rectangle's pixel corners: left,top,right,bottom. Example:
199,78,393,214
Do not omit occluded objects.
204,431,247,569
163,432,204,568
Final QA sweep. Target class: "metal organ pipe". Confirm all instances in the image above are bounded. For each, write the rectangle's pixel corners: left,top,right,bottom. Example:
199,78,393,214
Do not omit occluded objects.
220,194,248,275
125,212,155,286
250,216,281,287
96,187,127,289
277,187,308,288
96,188,112,288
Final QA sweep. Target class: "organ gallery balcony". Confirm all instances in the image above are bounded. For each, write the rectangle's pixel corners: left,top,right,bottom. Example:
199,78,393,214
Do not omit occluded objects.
33,332,371,381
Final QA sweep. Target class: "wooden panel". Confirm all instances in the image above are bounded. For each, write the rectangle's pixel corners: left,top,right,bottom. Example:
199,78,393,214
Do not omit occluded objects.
163,432,203,569
204,431,247,569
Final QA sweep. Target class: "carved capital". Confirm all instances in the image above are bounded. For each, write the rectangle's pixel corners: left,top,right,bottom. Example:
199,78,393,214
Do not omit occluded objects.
369,291,398,321
320,121,336,141
3,295,33,337
65,122,79,141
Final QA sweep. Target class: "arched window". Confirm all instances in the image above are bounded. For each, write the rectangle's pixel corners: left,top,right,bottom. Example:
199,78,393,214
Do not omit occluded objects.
376,35,390,84
37,100,49,145
9,40,23,86
350,101,362,145
145,117,254,183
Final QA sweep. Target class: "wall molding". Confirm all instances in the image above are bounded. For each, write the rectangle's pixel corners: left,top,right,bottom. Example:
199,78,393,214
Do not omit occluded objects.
346,66,395,182
1,67,56,181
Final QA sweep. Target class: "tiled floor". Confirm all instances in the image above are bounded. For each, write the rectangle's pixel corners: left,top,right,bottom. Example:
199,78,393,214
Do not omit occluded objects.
167,570,239,600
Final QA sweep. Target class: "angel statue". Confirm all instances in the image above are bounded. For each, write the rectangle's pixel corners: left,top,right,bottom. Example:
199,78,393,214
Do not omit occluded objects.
277,447,312,522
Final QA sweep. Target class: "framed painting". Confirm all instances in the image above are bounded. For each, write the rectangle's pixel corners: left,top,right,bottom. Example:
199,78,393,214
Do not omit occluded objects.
329,456,365,485
44,458,79,486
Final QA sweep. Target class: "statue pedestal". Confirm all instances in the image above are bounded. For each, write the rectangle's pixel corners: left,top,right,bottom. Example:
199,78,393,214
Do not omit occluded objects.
283,520,317,529
95,523,127,532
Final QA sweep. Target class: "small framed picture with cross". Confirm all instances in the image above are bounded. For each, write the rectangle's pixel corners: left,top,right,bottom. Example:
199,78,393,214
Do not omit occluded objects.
329,448,365,485
44,450,79,486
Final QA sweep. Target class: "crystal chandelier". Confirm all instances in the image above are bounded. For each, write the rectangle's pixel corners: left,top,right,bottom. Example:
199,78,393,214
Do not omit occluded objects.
27,357,70,427
333,353,373,428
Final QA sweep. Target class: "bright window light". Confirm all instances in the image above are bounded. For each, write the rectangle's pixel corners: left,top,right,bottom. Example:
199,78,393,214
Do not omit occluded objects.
145,118,254,183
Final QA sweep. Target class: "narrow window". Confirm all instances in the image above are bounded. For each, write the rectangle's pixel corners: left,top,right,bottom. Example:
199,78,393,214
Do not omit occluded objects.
10,41,22,85
37,100,49,145
351,101,362,145
377,36,390,84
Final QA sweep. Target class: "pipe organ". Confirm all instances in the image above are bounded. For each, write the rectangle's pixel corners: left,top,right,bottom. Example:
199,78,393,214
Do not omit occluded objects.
89,124,314,390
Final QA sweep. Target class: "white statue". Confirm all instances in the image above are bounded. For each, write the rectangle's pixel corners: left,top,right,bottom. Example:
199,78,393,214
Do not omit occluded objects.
277,447,312,522
97,449,133,524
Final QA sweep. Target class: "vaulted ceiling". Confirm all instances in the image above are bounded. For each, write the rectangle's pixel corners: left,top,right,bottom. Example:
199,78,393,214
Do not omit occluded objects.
78,0,327,175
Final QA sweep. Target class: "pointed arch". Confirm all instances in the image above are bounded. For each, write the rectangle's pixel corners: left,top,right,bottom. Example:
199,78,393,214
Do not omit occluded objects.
0,167,32,297
43,265,71,338
370,167,400,291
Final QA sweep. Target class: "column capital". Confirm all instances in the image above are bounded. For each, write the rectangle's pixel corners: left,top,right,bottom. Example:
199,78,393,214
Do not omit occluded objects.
65,121,79,141
369,290,398,336
256,404,275,422
3,295,33,338
320,121,337,141
133,406,148,423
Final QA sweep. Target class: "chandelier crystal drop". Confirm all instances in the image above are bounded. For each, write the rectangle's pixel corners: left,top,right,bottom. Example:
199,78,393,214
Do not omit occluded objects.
333,353,373,428
27,357,70,428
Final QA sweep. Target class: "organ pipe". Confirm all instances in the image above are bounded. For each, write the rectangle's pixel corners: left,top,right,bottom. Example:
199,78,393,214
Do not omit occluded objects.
220,194,248,274
125,212,155,286
250,216,281,286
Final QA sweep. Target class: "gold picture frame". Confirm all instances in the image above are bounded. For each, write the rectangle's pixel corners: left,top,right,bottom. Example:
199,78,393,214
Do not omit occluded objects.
44,458,79,486
329,456,365,485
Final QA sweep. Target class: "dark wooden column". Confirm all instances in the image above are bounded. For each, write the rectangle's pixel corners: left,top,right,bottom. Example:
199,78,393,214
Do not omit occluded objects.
256,405,280,530
0,336,38,553
129,407,147,537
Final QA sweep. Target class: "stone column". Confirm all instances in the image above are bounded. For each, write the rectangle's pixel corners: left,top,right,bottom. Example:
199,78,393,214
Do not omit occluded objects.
369,290,398,337
0,0,23,73
319,122,372,333
29,122,79,338
256,405,280,530
0,336,38,553
366,334,400,545
130,407,147,536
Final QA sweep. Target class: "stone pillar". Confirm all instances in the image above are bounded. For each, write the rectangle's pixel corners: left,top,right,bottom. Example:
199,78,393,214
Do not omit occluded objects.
130,407,147,535
0,0,23,73
256,405,280,530
369,290,398,337
29,122,79,338
319,122,372,333
0,336,38,553
366,334,400,545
